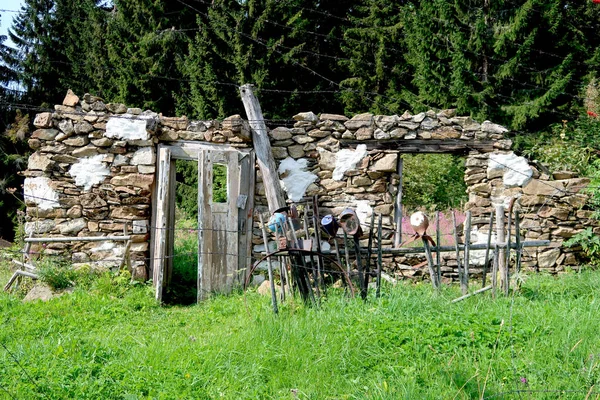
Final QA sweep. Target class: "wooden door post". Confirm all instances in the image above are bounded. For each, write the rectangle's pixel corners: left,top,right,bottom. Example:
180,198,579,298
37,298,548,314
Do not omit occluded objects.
240,84,286,213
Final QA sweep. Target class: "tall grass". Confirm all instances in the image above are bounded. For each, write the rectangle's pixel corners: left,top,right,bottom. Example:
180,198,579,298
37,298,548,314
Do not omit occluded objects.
1,268,600,399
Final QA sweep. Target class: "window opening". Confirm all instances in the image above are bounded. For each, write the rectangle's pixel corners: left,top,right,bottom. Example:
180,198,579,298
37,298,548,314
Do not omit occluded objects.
212,163,228,203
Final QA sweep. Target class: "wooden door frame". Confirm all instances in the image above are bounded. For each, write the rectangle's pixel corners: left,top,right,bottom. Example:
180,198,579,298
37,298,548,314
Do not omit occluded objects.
151,141,255,302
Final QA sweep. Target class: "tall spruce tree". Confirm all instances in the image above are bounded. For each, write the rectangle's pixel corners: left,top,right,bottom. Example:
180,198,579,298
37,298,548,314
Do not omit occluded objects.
104,0,196,115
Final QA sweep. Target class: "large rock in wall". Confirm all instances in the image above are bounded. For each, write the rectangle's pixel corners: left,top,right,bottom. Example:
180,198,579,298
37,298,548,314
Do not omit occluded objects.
25,91,249,279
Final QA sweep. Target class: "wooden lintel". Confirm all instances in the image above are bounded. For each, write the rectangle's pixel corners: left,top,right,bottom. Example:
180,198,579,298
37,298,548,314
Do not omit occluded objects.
340,139,495,154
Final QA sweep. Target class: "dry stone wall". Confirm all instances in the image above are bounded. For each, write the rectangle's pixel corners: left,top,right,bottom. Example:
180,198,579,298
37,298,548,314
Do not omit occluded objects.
256,109,594,277
25,90,250,279
24,90,594,282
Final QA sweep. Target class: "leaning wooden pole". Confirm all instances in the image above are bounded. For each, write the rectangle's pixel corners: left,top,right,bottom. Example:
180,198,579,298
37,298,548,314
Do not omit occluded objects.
240,84,286,213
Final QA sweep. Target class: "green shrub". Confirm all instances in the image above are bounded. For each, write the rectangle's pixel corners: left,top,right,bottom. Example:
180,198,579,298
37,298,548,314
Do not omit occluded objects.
37,257,78,290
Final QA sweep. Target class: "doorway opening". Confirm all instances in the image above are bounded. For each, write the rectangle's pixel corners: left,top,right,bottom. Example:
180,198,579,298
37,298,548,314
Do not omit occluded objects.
163,159,199,305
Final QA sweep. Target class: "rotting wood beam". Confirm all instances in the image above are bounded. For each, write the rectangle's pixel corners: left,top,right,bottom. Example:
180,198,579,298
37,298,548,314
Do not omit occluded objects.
240,84,286,213
340,139,496,153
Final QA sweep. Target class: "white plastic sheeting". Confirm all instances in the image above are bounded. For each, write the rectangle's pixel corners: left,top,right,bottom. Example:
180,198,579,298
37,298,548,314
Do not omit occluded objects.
69,154,110,191
488,152,533,188
278,157,318,202
332,144,368,181
23,177,60,210
105,116,149,140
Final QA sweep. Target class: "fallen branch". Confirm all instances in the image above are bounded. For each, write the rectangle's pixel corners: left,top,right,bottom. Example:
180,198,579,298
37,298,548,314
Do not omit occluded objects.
451,285,492,303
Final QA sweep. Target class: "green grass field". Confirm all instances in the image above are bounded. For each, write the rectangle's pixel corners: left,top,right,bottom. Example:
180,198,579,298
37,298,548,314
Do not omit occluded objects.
1,264,600,399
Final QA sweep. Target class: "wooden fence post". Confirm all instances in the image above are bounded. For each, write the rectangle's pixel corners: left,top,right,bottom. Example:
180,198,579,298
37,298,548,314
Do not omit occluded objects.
495,205,507,295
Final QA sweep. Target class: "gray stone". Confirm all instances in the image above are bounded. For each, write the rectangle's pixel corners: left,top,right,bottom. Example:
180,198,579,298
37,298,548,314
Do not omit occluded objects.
293,112,318,123
404,131,417,140
420,117,439,130
374,115,399,131
74,121,94,134
345,113,374,130
25,220,56,235
63,136,89,147
355,127,373,140
538,248,560,269
113,155,128,167
34,112,53,128
481,121,508,134
398,121,420,130
319,113,348,121
374,129,390,140
58,119,75,135
110,174,154,191
272,147,288,159
390,128,407,139
91,137,113,147
292,135,315,144
133,220,149,234
270,127,293,140
288,145,305,158
63,89,79,107
91,101,106,112
371,154,398,172
24,284,56,302
412,112,426,123
58,218,86,235
28,153,54,171
72,145,100,158
131,147,155,165
32,128,60,141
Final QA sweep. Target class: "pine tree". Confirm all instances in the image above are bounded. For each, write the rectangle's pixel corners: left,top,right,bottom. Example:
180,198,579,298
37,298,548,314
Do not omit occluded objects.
104,0,196,115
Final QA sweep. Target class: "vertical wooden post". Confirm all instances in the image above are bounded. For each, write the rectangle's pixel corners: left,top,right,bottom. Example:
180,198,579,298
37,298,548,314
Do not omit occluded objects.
423,238,440,292
452,211,465,295
239,84,286,213
515,211,522,275
259,214,278,314
463,211,472,294
505,201,514,296
482,211,494,288
394,156,404,247
495,205,507,296
435,211,441,285
376,214,383,299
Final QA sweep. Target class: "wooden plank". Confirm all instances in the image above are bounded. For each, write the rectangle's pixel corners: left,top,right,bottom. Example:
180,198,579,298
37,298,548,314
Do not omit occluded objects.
482,211,494,287
165,159,177,286
197,150,207,301
153,146,171,302
167,140,252,161
239,84,286,213
394,156,403,247
376,214,383,298
435,211,441,285
4,270,38,292
463,211,472,294
451,285,492,303
238,151,256,286
260,213,278,314
26,236,131,243
515,211,522,275
340,139,496,153
495,205,507,296
452,211,464,294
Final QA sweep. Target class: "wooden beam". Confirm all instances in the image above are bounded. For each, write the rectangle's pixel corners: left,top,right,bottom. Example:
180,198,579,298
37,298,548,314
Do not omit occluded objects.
340,139,496,154
26,236,131,243
239,84,286,213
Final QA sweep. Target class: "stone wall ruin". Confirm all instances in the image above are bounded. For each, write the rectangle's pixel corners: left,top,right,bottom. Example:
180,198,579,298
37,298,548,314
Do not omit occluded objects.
22,90,595,282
